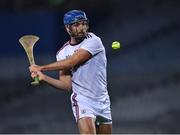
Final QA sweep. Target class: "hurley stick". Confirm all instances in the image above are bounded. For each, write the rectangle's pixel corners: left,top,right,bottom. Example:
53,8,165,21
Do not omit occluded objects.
19,35,40,85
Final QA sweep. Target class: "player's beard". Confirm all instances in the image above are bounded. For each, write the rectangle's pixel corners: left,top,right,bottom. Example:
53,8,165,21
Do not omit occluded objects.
69,27,88,42
74,32,87,42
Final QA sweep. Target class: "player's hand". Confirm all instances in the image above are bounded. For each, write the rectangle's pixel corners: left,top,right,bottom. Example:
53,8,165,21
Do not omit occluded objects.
29,64,42,73
31,71,46,81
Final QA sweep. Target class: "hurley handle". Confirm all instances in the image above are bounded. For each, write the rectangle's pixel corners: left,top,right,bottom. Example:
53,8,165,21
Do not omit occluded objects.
31,76,39,86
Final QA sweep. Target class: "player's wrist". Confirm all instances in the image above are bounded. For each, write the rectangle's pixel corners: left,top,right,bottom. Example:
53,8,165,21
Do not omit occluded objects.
41,74,46,81
40,66,44,71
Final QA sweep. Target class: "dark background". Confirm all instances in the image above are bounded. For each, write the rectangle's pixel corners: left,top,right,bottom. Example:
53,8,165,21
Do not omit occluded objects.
0,0,180,133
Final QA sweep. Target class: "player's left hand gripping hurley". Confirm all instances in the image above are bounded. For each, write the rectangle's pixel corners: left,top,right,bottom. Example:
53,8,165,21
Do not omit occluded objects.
19,35,40,86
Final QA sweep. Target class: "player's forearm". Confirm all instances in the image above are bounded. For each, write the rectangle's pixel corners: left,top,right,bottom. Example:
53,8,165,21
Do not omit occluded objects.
41,59,74,71
43,75,71,91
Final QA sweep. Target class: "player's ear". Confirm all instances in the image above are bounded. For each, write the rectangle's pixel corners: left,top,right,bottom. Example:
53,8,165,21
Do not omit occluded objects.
65,25,70,34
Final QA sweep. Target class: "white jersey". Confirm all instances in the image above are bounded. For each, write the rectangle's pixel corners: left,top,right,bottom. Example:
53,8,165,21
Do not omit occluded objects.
56,32,108,100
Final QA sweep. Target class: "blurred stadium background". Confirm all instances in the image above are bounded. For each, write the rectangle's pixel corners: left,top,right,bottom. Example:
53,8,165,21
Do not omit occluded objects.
0,0,180,133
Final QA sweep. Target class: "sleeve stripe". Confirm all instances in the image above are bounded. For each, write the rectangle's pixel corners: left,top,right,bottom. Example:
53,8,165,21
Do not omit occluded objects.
85,33,92,39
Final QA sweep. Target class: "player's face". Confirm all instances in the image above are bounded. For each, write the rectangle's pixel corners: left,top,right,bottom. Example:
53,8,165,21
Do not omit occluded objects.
66,20,89,39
